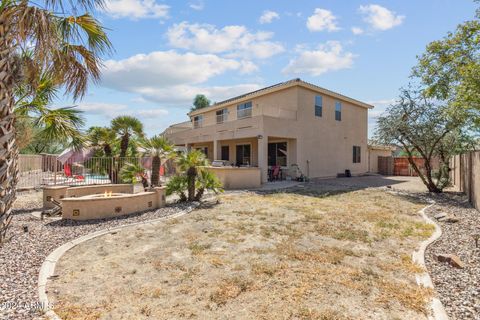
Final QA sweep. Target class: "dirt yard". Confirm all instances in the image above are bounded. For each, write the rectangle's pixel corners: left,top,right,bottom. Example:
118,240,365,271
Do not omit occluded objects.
48,182,434,320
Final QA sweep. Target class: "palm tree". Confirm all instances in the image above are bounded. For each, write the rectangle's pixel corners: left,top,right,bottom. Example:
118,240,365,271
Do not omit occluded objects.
111,116,144,158
176,150,209,201
15,72,86,152
87,126,115,157
87,126,117,182
191,94,210,111
0,0,111,242
141,135,174,187
194,170,222,201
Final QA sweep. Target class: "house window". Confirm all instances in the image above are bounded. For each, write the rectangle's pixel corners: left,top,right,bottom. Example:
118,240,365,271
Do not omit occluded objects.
221,146,229,161
353,146,361,163
216,109,228,124
236,144,251,166
268,142,287,166
315,96,322,117
335,101,342,121
196,146,208,157
193,115,203,128
237,101,252,119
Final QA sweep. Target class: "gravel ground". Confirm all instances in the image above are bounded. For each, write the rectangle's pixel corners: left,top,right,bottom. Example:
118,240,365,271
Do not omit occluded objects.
0,190,196,320
424,193,480,320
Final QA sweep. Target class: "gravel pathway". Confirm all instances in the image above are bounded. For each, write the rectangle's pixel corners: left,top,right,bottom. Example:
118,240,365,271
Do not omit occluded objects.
0,191,195,320
424,194,480,320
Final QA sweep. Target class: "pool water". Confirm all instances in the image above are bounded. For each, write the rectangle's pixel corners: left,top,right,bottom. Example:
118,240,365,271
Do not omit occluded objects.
85,174,109,180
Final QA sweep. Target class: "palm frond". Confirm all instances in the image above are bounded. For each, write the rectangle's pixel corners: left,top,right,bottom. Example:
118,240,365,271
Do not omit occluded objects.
111,116,144,136
34,106,85,143
141,135,174,157
59,14,112,55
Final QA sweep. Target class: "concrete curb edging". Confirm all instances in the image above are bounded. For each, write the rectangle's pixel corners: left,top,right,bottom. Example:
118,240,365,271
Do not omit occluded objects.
412,203,449,320
38,205,198,320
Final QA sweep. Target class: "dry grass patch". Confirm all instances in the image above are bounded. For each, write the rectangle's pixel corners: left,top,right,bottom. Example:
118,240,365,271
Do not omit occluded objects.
210,277,254,306
50,188,431,319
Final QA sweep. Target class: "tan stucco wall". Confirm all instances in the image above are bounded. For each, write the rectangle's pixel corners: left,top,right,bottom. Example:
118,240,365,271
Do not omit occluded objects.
61,187,165,220
166,84,370,182
368,148,393,173
206,167,261,189
43,184,134,209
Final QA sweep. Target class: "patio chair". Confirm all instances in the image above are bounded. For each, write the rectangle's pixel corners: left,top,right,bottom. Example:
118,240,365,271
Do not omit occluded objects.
271,165,281,181
64,164,85,182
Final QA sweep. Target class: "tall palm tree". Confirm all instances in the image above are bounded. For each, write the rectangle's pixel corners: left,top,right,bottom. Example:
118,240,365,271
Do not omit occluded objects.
0,0,111,242
111,116,144,158
141,135,174,187
177,150,209,201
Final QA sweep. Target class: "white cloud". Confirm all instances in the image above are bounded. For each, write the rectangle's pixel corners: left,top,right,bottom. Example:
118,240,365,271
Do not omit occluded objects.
259,10,279,24
99,50,262,106
138,84,262,105
189,0,204,11
359,4,404,31
102,50,249,92
77,102,128,116
306,8,339,32
166,22,284,59
282,41,355,76
102,0,169,20
351,27,364,35
77,102,169,119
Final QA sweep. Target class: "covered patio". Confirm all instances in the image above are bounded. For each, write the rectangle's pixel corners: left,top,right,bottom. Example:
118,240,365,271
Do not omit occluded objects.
184,136,297,185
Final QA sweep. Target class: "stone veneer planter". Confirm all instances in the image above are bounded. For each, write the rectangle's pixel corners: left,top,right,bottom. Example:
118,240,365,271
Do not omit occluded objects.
43,184,166,221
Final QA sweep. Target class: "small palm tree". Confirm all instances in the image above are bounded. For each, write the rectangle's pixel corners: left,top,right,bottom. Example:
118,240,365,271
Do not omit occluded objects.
87,126,116,157
176,150,209,201
194,170,223,201
141,135,174,187
0,0,111,241
119,162,144,184
111,116,144,158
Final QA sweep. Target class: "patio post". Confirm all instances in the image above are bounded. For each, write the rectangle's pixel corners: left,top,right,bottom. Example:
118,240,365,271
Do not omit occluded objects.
213,139,218,161
257,135,268,183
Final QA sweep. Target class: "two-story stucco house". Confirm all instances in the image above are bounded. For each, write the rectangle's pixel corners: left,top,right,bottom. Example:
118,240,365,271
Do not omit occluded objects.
163,78,373,186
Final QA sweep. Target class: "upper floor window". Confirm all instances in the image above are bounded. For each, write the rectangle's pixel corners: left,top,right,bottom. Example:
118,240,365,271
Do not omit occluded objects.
193,115,203,128
315,96,322,117
335,101,342,121
216,109,228,124
353,146,361,163
237,101,252,119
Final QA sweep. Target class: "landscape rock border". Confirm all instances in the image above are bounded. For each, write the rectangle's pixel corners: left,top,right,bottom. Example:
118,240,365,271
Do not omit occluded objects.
37,205,198,320
412,203,449,320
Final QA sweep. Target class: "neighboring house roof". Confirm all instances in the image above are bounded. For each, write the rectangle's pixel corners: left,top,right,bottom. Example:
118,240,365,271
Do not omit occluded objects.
189,78,374,116
367,144,396,151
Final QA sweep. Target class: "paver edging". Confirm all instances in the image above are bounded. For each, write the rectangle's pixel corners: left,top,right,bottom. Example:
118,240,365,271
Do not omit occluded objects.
37,205,197,319
412,203,449,320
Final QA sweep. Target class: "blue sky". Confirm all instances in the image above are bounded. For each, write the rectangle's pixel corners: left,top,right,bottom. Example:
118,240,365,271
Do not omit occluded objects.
57,0,478,137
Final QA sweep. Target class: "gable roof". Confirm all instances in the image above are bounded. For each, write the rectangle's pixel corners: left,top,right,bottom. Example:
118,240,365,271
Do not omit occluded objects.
189,78,374,116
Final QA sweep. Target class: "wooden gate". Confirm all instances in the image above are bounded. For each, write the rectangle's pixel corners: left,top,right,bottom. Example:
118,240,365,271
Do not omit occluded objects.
393,157,426,176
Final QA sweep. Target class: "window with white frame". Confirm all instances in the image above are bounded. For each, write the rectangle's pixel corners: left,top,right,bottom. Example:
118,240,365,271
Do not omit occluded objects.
216,109,228,124
353,146,361,163
335,101,342,121
236,144,251,166
193,115,203,128
268,142,287,166
237,101,252,119
315,96,322,117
